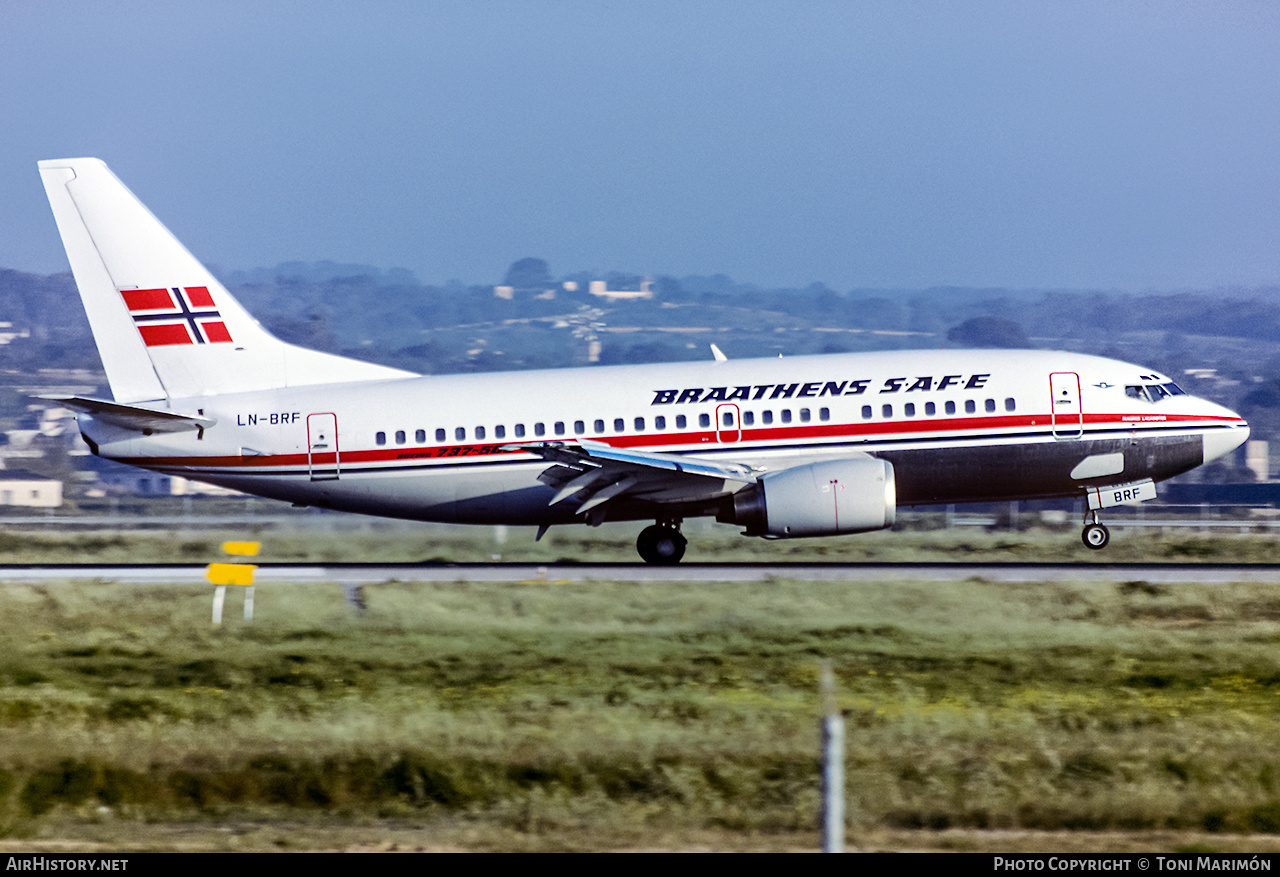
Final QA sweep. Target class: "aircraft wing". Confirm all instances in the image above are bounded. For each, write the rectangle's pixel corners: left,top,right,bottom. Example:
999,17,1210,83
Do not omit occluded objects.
502,439,758,521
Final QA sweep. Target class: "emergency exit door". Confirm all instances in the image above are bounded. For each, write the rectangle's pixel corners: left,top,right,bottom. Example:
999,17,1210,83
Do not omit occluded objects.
716,403,741,443
307,412,340,480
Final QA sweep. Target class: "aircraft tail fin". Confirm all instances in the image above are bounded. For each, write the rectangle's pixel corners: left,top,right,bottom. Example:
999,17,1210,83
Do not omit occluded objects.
38,158,415,403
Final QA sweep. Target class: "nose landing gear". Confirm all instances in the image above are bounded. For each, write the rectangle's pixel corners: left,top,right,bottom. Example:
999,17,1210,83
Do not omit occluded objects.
1082,510,1110,550
637,522,687,564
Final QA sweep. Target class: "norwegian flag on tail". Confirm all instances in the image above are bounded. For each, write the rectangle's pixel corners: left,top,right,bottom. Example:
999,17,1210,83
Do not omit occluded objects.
120,286,234,347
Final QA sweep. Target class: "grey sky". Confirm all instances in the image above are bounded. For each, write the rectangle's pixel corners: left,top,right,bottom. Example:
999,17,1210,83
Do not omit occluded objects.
2,1,1278,291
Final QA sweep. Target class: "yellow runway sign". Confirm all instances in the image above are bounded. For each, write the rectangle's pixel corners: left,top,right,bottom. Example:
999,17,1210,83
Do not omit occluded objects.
206,563,257,586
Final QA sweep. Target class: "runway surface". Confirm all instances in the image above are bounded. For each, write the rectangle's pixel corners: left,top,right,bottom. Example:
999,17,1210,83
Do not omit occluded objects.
1,561,1279,585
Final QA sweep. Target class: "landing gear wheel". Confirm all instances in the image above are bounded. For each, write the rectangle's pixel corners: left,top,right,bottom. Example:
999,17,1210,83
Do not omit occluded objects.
1082,523,1110,550
637,525,687,564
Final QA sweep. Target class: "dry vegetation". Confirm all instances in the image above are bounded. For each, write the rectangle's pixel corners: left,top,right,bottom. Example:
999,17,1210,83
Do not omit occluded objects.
3,513,1280,564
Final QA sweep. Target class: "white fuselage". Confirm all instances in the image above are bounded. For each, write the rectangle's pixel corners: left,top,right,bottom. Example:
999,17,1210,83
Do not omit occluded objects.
38,157,1250,558
80,348,1248,526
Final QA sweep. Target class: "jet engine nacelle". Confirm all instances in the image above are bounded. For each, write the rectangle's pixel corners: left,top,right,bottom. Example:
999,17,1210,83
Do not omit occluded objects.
725,457,896,538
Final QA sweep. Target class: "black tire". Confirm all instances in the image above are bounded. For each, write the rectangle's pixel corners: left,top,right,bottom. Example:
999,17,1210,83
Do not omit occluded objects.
1081,523,1110,550
637,525,687,564
636,526,657,563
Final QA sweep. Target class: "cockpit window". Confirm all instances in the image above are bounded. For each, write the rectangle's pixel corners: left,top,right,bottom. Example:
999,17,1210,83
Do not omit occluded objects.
1126,382,1186,403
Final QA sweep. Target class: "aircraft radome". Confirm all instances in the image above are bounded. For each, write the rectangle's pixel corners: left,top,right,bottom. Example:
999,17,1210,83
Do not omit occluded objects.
37,158,1249,563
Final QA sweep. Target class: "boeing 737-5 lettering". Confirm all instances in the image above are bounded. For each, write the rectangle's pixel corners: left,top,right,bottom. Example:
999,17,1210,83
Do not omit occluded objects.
38,158,1249,562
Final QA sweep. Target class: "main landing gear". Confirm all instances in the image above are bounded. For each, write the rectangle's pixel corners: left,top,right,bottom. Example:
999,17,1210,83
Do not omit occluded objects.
1081,510,1110,550
637,522,687,564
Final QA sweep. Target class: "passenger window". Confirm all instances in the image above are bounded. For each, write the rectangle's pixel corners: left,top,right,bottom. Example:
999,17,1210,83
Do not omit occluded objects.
535,423,546,437
781,410,793,424
1004,398,1016,412
819,408,830,422
722,411,734,426
415,429,426,443
574,421,585,435
554,422,565,436
634,417,645,431
799,408,811,422
904,404,915,417
455,427,466,441
375,431,386,446
435,428,445,442
655,416,666,430
925,402,936,416
593,419,605,434
699,413,711,428
763,410,774,425
964,400,976,414
494,425,506,439
882,404,892,418
475,426,486,440
743,411,755,426
614,418,625,432
861,405,872,419
515,424,526,438
676,415,687,429
985,399,996,413
945,401,956,415
395,430,406,444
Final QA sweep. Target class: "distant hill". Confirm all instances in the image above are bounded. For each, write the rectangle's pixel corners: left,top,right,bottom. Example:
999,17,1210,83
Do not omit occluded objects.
3,262,1279,438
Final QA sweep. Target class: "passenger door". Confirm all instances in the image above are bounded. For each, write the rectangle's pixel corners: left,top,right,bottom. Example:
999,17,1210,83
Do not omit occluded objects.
1049,372,1083,439
307,412,340,480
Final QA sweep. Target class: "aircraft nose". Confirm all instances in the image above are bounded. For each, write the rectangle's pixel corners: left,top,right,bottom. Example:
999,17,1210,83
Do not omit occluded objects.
1202,407,1249,464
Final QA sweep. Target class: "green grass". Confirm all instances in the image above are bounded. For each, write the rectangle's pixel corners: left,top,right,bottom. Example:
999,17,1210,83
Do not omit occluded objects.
4,569,1280,848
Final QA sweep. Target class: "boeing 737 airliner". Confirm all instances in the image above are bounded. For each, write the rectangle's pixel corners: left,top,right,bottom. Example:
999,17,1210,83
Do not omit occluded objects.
37,159,1249,562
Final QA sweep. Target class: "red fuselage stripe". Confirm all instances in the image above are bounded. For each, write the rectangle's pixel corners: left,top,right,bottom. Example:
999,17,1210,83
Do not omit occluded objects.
126,412,1243,471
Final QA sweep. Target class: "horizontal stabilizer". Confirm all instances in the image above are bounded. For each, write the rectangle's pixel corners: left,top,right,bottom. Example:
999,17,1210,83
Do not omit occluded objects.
40,395,215,434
